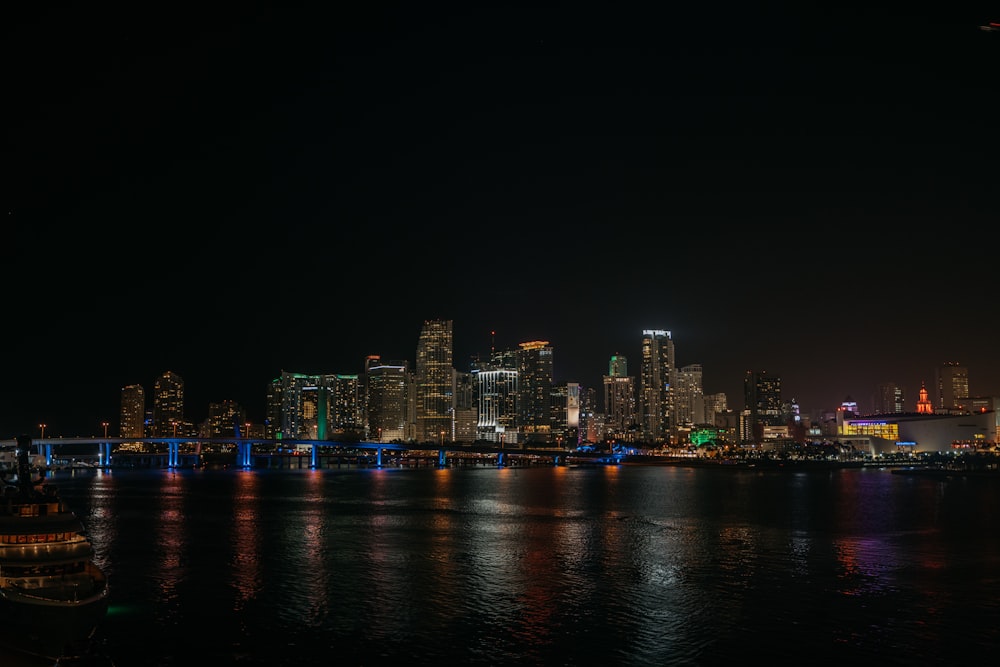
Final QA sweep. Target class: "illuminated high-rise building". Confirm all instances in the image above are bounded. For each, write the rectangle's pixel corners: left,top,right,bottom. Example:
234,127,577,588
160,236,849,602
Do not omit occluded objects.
366,358,409,443
265,377,282,438
674,363,704,427
415,319,454,443
935,362,969,411
516,340,554,445
604,354,637,442
875,382,905,414
328,374,364,439
475,347,519,444
205,399,245,437
549,381,580,447
118,383,145,439
151,370,184,437
639,330,674,445
741,370,781,444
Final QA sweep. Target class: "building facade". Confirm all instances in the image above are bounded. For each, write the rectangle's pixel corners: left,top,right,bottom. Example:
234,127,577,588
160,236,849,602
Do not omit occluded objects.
415,319,454,443
151,370,184,437
639,330,674,445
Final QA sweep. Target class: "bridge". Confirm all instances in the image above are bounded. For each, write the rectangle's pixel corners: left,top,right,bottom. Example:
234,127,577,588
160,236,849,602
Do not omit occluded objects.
0,437,626,469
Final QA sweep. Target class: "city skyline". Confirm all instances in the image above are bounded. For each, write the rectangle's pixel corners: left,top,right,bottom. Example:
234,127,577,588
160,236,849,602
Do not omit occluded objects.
7,6,998,436
3,322,989,439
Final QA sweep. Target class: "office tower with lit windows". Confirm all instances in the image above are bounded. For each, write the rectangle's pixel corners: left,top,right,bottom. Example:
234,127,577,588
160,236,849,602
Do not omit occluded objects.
604,354,637,442
327,374,364,439
205,400,245,437
935,362,969,411
674,363,704,428
639,330,674,445
475,349,519,444
875,382,905,414
152,370,184,437
702,392,728,426
452,369,478,442
265,377,282,438
741,370,782,444
119,383,145,439
365,358,409,443
550,381,580,447
415,319,454,443
516,340,554,445
279,371,321,439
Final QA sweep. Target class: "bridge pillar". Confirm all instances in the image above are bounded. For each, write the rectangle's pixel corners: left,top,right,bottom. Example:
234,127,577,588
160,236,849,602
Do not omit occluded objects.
437,449,446,467
101,442,112,468
376,448,383,467
42,443,53,467
311,443,319,469
497,451,505,467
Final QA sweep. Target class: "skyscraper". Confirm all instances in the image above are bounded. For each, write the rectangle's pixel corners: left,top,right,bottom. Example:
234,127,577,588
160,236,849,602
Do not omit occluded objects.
742,370,782,444
415,319,454,443
604,353,637,443
475,348,518,444
639,330,674,445
118,383,145,439
516,340,554,445
365,358,409,443
875,382,905,414
674,363,704,427
151,370,184,437
935,362,969,411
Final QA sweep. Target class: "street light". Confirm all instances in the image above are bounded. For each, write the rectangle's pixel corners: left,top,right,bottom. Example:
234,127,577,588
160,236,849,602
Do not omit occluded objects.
38,423,46,438
101,421,109,439
440,430,445,447
171,420,178,437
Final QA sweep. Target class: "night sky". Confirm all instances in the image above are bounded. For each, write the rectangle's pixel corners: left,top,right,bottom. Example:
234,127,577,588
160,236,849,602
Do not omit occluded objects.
6,4,999,437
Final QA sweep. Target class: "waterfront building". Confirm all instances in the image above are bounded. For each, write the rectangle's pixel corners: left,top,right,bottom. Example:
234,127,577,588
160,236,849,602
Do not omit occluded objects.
674,363,704,428
741,370,782,444
415,319,454,443
118,383,145,439
278,371,321,439
875,381,905,414
365,357,409,443
516,340,554,445
836,409,999,453
935,362,969,411
702,392,728,426
203,399,245,437
578,385,600,445
475,363,518,445
453,369,477,442
548,381,580,447
265,377,282,438
329,374,364,440
639,329,674,445
604,354,637,443
916,381,934,414
151,370,184,437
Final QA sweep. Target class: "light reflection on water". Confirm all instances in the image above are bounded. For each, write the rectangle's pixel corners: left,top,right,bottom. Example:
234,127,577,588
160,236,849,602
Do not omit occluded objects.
51,464,1000,666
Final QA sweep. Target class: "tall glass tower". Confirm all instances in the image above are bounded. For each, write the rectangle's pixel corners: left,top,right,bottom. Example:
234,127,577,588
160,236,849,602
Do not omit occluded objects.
152,370,184,437
415,319,454,442
640,329,674,445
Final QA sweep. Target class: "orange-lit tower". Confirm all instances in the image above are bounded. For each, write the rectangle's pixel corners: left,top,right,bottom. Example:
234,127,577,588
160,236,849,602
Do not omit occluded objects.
916,381,934,414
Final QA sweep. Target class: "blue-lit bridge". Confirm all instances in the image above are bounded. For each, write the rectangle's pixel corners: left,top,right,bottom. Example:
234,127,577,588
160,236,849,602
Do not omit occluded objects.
0,437,627,469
